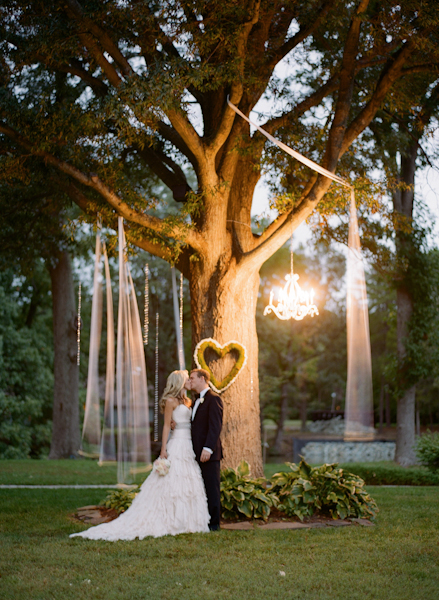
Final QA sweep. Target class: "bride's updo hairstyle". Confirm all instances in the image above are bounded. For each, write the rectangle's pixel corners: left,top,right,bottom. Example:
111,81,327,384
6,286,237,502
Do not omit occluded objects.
159,370,189,413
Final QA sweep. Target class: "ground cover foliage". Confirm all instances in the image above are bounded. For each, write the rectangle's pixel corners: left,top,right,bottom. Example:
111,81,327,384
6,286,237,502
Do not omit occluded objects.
270,461,377,521
101,459,377,522
0,486,438,600
219,459,378,522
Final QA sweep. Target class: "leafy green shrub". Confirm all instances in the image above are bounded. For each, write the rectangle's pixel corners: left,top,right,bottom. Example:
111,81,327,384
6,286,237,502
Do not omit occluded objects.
340,462,439,485
220,460,274,521
269,459,378,521
415,431,439,472
0,270,54,459
100,487,140,514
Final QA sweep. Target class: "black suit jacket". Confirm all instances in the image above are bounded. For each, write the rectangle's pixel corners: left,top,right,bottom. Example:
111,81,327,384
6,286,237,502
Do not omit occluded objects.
191,388,223,462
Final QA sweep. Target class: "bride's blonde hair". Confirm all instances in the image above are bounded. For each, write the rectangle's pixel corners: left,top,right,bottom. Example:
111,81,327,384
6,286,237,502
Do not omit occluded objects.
159,370,189,413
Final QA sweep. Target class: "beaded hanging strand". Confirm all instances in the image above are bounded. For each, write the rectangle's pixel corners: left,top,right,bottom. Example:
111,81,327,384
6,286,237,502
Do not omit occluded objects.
179,272,184,365
144,263,149,345
76,283,82,366
154,312,159,441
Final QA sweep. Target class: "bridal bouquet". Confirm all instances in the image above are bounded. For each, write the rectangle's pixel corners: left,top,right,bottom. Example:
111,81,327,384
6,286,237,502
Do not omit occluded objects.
153,457,171,476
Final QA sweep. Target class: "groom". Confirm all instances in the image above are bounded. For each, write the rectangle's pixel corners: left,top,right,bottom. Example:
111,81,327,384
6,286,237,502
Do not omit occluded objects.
189,369,223,531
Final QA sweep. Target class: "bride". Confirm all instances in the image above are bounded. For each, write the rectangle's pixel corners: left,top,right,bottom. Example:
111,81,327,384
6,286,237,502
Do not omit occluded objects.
70,370,210,540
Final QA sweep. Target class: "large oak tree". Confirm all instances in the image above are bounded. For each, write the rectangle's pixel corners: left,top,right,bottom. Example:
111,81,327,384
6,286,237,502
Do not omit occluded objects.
1,0,439,473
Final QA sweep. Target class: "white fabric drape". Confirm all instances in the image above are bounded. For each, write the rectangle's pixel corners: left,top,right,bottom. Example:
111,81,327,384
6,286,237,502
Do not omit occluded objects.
344,193,375,440
116,218,151,483
99,244,116,463
80,233,103,457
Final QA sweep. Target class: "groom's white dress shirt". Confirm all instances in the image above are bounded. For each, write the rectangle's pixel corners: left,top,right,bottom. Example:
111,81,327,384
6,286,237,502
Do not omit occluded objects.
192,387,213,455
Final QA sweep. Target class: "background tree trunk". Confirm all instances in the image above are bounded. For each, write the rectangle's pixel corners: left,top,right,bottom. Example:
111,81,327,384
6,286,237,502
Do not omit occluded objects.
393,142,418,466
395,288,417,465
48,251,80,458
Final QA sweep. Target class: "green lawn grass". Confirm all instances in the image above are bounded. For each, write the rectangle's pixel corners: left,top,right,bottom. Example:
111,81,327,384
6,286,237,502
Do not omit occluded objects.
1,485,438,600
0,459,134,486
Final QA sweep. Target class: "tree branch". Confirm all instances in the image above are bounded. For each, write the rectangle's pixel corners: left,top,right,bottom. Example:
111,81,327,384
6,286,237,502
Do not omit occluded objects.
166,108,206,166
262,75,339,136
156,121,198,170
76,31,123,88
64,0,133,77
133,142,193,200
205,1,261,157
34,53,108,96
0,122,205,253
322,0,370,171
266,0,336,71
63,179,192,273
341,40,416,155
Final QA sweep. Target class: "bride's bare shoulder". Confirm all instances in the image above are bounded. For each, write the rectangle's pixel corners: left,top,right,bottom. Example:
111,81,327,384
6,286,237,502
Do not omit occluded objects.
165,396,179,408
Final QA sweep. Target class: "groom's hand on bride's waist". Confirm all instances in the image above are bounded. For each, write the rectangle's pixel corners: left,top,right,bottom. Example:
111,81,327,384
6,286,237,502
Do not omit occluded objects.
170,420,176,430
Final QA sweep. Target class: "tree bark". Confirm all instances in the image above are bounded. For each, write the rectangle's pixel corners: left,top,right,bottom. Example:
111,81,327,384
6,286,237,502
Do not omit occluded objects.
395,383,417,466
394,140,418,466
47,251,80,458
190,257,263,476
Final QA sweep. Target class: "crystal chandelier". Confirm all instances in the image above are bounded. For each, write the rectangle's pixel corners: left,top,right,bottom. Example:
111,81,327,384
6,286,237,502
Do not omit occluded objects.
264,233,319,321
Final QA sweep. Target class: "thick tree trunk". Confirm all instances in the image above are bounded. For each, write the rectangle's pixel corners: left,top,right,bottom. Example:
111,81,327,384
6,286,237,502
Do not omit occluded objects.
48,251,80,458
190,259,263,476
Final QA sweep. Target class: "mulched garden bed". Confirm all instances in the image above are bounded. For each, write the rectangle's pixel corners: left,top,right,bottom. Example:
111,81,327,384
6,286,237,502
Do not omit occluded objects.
71,505,374,530
220,507,374,530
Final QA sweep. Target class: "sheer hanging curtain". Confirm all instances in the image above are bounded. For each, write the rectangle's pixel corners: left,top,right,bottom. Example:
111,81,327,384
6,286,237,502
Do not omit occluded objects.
116,218,151,483
99,244,116,463
80,233,103,457
344,193,375,440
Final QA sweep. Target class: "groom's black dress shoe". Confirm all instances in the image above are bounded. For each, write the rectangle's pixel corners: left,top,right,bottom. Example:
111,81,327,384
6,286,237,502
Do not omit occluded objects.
209,525,220,531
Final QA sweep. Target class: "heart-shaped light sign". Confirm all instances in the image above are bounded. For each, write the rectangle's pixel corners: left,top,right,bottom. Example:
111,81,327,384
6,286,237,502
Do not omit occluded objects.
194,338,248,393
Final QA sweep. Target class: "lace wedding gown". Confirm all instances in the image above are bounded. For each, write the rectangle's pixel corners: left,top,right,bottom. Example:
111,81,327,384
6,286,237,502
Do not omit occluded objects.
70,404,210,540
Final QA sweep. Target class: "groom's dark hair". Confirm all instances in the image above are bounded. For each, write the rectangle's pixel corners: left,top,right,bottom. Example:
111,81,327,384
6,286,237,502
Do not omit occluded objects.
191,368,210,383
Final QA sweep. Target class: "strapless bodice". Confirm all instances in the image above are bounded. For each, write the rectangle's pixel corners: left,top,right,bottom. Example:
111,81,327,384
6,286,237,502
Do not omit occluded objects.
172,403,192,432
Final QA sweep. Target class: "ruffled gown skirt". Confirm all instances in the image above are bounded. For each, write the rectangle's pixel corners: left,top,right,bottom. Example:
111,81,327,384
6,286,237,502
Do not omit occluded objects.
70,423,210,540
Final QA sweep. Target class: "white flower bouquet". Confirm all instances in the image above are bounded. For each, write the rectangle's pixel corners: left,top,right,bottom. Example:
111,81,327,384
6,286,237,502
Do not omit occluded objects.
153,457,171,476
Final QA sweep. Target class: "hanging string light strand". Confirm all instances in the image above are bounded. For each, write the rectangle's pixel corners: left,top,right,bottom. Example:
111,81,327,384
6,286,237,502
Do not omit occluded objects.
154,312,159,442
144,263,149,345
179,272,184,365
76,283,82,365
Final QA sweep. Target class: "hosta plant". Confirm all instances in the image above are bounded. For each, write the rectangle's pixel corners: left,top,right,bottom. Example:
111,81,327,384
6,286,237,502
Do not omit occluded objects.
311,462,378,520
269,459,317,520
220,460,274,521
269,459,378,521
100,486,140,514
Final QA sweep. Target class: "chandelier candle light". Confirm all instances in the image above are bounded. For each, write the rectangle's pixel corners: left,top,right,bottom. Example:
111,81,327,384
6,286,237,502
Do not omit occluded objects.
264,230,319,321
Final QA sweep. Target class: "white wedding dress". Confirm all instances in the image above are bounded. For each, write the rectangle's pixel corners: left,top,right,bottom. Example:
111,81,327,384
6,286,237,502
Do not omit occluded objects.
70,404,210,540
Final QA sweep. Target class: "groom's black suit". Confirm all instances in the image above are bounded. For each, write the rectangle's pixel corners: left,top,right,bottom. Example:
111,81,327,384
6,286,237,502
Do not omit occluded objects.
191,388,223,530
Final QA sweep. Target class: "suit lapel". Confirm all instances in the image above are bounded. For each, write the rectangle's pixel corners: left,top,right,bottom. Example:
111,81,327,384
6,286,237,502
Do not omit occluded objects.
193,392,208,422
